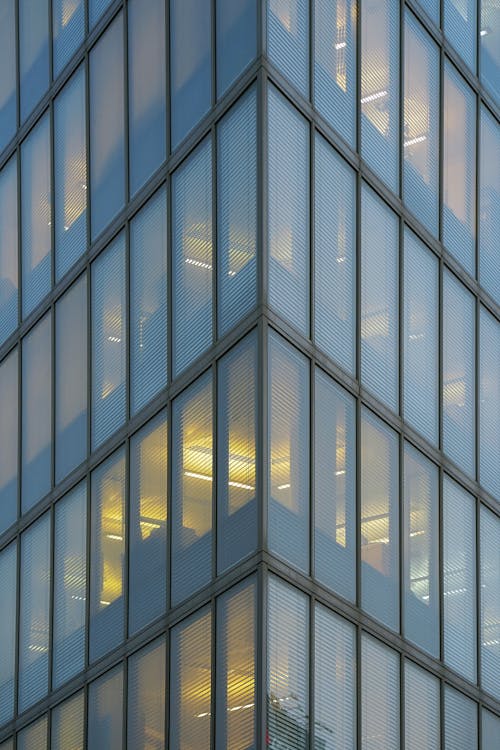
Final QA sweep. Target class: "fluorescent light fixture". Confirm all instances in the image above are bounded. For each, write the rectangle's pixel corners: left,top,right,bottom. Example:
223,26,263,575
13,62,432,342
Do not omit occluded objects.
140,520,162,530
404,134,427,148
335,41,347,50
107,335,121,343
361,90,387,104
106,534,123,541
409,529,425,537
185,471,213,482
228,480,254,490
185,257,212,271
277,482,291,490
480,28,489,36
335,469,346,476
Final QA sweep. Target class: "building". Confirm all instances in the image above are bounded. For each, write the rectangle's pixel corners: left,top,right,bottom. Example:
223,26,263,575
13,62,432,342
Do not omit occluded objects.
0,0,499,747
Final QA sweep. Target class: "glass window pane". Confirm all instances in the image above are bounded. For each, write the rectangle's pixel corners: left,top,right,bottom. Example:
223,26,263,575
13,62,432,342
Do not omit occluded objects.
403,228,439,445
90,450,125,662
170,607,212,750
51,691,84,750
361,409,399,632
128,638,166,750
0,156,18,344
314,0,356,147
217,334,257,572
52,0,84,77
0,543,16,726
17,717,47,750
361,635,399,750
268,86,310,336
170,0,211,149
89,0,112,28
0,741,13,750
217,87,257,336
444,0,477,71
314,134,356,374
269,332,310,573
0,350,18,535
19,513,51,713
91,233,126,450
172,374,213,605
404,662,440,750
22,313,51,514
443,64,476,276
88,666,123,748
90,13,125,239
480,506,500,699
480,307,500,499
482,708,500,750
268,577,309,748
216,579,256,750
479,106,500,305
361,185,399,412
403,445,439,656
314,369,356,602
130,187,167,414
443,271,476,477
417,0,440,23
403,12,439,236
217,0,256,96
443,476,477,682
361,0,399,191
444,686,478,750
21,113,51,318
172,138,212,377
315,604,356,750
128,0,166,195
53,483,87,689
19,0,49,122
54,66,87,282
129,413,167,635
55,275,87,483
268,0,309,96
481,1,500,100
0,0,16,153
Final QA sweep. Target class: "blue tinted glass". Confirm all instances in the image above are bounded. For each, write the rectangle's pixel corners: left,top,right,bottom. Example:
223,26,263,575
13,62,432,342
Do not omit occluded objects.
21,113,52,319
55,275,87,483
444,687,478,750
0,351,17,535
268,86,310,336
443,64,476,277
482,709,500,750
91,234,126,450
417,0,440,24
361,185,399,413
361,0,400,192
130,188,167,415
314,0,356,147
480,506,500,699
0,542,16,726
170,0,211,149
403,228,439,445
53,0,84,76
89,0,113,29
315,369,356,602
404,12,439,236
0,1,16,153
90,13,125,239
19,0,49,122
128,0,166,195
268,0,309,97
172,138,212,377
217,0,257,96
405,662,440,750
217,87,257,336
22,314,52,514
479,107,500,304
480,308,500,500
54,66,87,282
481,1,500,101
361,635,400,749
0,157,18,345
444,0,477,72
315,134,356,374
268,332,310,574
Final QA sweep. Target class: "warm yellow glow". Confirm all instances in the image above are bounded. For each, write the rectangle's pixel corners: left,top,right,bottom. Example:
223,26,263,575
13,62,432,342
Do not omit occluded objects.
98,460,124,608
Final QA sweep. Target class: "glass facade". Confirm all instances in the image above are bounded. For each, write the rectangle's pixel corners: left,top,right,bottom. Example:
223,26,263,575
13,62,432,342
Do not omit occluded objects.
0,1,498,748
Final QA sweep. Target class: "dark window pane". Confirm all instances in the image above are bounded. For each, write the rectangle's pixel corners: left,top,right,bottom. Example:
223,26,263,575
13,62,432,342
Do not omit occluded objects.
53,0,84,77
89,0,113,29
217,0,256,96
0,351,17,535
0,156,18,345
87,666,123,748
0,543,16,726
17,717,47,750
0,1,16,153
19,0,49,122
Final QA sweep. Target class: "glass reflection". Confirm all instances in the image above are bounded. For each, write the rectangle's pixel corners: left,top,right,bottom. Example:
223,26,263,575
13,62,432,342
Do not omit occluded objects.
0,157,18,345
0,1,16,153
128,639,166,750
0,351,17,535
481,0,500,101
51,691,84,750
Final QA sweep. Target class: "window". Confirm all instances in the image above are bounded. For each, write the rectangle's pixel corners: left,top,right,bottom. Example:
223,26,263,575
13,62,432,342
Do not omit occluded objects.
268,0,309,96
0,156,18,344
51,692,84,750
361,409,399,632
52,0,84,77
90,450,125,662
444,0,477,71
482,708,500,750
217,334,258,572
128,639,166,750
172,138,212,377
17,717,47,750
87,666,123,748
268,86,310,336
0,0,16,153
0,351,17,535
0,543,16,726
217,0,256,96
481,0,500,101
170,0,211,148
171,373,213,605
479,106,500,304
269,332,310,573
90,12,125,239
19,0,49,122
361,635,399,750
404,662,440,750
314,369,356,602
480,506,500,699
444,686,478,750
479,307,500,499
